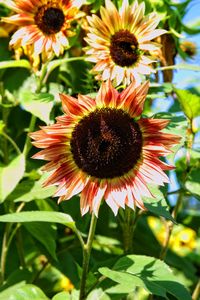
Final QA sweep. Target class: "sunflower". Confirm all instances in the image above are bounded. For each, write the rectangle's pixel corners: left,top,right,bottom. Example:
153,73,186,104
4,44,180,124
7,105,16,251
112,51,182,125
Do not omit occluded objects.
30,80,181,216
85,0,166,86
2,0,83,61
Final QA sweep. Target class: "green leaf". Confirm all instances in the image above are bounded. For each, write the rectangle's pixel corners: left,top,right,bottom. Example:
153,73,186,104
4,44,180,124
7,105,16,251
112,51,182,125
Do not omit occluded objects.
151,112,187,163
99,255,192,300
19,90,54,124
0,60,31,70
52,292,71,300
41,56,85,83
52,290,79,300
185,168,200,199
9,174,57,203
0,269,32,292
0,154,25,203
143,185,174,222
175,89,200,120
0,283,49,300
87,288,111,300
0,211,76,231
24,222,57,260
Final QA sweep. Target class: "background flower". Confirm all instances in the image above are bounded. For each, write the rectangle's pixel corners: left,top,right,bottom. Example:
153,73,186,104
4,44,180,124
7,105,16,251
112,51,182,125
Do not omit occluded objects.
2,0,84,63
85,0,165,86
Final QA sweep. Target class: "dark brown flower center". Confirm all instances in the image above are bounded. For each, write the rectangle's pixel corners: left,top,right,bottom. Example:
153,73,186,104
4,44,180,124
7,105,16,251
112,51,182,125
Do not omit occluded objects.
70,108,143,179
35,6,65,35
110,30,140,67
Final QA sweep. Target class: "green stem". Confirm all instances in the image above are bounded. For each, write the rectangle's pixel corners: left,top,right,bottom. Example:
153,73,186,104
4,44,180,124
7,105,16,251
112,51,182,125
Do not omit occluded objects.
0,223,12,283
23,115,37,158
41,56,86,84
159,192,183,261
122,207,134,254
1,131,21,155
119,208,142,254
79,213,97,300
74,228,85,250
1,84,10,164
0,202,26,283
15,228,26,268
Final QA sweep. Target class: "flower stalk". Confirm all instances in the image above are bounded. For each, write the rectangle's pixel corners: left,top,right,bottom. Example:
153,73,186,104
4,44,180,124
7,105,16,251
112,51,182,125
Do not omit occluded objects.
79,213,97,300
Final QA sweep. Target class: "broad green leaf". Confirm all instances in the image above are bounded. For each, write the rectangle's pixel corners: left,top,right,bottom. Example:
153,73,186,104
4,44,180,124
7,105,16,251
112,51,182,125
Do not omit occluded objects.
0,211,76,231
144,185,174,222
0,154,25,203
9,174,57,203
19,90,54,124
24,222,57,260
185,168,200,199
99,255,191,300
100,268,166,297
175,89,200,120
0,283,49,300
0,60,31,70
52,292,71,300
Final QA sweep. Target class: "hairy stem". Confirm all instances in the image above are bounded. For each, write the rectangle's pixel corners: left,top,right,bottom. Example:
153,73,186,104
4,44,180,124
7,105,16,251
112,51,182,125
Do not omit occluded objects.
119,208,142,254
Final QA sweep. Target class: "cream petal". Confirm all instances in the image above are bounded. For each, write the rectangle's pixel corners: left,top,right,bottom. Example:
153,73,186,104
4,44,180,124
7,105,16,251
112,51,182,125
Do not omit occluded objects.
34,36,45,55
105,194,119,216
138,29,166,42
57,174,88,202
2,14,33,25
139,42,161,51
125,185,135,209
52,39,62,56
92,181,107,217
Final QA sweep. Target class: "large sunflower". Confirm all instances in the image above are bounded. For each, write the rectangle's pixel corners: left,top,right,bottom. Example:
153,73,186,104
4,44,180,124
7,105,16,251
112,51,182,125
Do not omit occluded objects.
30,81,181,216
2,0,83,60
85,0,166,86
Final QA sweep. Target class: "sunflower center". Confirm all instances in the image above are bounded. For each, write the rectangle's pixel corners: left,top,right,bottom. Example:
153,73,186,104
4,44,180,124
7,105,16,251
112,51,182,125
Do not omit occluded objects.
110,30,139,67
70,108,143,179
35,6,65,34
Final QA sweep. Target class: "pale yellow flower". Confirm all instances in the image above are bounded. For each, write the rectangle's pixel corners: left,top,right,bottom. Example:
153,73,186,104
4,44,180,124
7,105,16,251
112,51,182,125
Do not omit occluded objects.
2,0,84,61
85,0,166,86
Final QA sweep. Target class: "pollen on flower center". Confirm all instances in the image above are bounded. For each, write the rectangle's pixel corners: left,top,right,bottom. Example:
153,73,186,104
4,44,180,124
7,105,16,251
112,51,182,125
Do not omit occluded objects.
110,30,139,67
35,6,65,35
70,108,143,179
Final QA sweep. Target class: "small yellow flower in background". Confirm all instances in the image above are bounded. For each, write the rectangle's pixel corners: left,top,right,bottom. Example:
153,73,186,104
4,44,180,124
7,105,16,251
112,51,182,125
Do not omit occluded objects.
147,216,168,246
171,228,197,255
180,40,197,58
2,0,84,64
85,0,166,86
148,216,197,256
60,276,74,292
